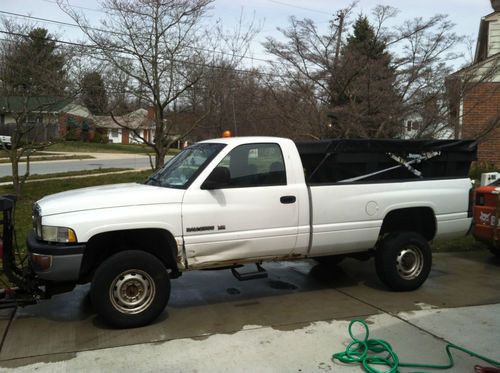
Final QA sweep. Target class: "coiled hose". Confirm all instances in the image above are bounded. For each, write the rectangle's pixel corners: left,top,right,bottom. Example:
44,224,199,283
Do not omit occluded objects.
332,319,500,373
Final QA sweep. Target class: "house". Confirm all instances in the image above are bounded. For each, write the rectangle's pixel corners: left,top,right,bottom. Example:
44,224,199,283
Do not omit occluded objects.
0,96,93,142
94,108,155,144
448,0,500,166
401,112,454,140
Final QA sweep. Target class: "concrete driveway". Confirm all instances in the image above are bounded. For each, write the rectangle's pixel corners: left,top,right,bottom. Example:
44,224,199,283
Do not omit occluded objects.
0,250,499,372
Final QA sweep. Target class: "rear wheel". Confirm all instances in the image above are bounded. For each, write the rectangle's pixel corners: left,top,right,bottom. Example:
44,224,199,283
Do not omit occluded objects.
91,250,170,328
375,232,431,291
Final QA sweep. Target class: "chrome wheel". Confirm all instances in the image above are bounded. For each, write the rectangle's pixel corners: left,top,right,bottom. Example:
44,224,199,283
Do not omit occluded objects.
110,269,156,314
396,246,423,280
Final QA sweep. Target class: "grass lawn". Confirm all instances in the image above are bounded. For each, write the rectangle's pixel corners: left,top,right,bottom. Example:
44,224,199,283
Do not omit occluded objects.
432,235,486,253
0,168,133,183
0,170,151,252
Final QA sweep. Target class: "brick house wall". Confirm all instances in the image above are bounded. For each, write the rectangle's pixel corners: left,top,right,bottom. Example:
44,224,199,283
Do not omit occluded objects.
58,113,95,141
121,128,129,144
461,82,500,165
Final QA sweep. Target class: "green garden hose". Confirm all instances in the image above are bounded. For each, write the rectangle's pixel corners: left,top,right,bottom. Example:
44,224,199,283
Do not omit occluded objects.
332,319,500,373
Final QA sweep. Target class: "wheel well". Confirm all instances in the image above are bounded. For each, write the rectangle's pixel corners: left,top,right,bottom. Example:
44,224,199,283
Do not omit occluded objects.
79,228,179,282
379,207,436,241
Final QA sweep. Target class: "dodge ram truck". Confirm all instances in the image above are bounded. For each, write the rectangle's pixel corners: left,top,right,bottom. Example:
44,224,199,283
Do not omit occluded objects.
26,136,476,327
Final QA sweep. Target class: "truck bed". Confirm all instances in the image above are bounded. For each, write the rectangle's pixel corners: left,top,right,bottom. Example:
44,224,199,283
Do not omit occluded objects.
296,139,477,184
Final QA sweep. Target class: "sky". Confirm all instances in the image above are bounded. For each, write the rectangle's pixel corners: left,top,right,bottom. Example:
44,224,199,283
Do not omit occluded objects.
0,0,494,69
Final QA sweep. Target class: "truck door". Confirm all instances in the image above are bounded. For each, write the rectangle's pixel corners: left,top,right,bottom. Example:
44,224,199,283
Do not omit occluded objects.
181,142,301,268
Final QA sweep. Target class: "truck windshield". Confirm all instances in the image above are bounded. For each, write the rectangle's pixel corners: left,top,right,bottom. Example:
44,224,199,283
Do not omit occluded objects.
145,143,226,189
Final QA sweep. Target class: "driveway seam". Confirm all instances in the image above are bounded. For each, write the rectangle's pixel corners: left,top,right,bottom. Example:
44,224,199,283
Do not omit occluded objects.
334,288,459,345
0,307,16,355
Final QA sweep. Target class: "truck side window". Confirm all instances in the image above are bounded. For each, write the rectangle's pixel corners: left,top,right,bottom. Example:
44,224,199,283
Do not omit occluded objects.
217,143,286,188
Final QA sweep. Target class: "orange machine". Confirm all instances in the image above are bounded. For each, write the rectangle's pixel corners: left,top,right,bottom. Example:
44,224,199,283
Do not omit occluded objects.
472,180,500,257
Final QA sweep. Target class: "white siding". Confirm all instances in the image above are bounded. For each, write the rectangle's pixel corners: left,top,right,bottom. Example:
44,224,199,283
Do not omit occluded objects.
108,128,121,143
489,18,500,56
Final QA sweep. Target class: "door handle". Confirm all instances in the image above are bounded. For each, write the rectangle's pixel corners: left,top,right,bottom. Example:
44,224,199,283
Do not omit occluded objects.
280,195,296,204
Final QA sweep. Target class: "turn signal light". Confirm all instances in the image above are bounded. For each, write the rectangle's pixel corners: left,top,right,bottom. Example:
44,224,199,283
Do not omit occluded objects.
31,253,52,271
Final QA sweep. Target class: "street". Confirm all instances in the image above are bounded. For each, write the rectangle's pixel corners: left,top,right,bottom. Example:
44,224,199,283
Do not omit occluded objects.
0,250,499,372
0,152,154,177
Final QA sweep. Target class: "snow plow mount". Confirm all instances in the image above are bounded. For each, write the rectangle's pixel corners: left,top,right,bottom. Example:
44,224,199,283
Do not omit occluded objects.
0,195,45,309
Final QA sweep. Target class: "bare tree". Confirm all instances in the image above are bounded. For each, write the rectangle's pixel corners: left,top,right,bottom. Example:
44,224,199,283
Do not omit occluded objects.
178,9,261,140
263,4,466,140
60,0,216,168
263,3,357,138
61,0,258,169
387,9,464,139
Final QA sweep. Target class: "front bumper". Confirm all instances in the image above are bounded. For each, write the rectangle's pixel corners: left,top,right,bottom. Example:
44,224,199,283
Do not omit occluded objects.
26,231,86,282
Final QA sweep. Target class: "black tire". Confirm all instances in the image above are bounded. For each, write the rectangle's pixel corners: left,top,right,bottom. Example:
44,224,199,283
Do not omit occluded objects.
314,255,345,266
375,232,432,291
489,246,500,258
91,250,170,328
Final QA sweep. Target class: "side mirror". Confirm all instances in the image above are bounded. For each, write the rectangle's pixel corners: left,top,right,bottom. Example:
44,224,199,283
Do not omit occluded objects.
201,166,231,190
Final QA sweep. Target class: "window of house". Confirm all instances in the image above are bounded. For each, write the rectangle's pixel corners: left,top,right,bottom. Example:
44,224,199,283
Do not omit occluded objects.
406,120,412,132
27,115,42,123
215,143,286,188
111,129,119,137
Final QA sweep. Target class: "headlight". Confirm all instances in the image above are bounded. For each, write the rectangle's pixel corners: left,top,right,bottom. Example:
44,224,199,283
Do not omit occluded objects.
41,226,77,243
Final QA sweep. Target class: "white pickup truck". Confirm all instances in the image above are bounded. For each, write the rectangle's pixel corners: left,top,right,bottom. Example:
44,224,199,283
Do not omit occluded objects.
0,135,11,149
27,136,476,327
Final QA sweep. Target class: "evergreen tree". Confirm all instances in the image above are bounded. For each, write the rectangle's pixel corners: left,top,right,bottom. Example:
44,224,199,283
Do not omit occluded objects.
331,16,401,138
3,27,66,96
346,16,387,59
0,25,70,196
81,71,108,114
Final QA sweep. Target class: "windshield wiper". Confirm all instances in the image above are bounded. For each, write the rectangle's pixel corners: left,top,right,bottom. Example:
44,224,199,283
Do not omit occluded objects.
146,174,161,185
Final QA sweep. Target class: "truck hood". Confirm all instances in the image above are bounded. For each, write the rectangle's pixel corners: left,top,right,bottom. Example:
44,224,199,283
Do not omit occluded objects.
37,183,185,216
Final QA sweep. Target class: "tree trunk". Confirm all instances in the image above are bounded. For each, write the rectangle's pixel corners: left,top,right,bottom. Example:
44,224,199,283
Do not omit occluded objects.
10,156,21,197
155,146,166,169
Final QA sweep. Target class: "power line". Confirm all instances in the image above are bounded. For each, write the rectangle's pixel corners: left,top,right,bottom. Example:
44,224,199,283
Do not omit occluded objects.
40,0,104,13
0,29,290,80
0,29,95,48
0,10,92,31
267,0,333,16
0,9,123,39
0,10,274,66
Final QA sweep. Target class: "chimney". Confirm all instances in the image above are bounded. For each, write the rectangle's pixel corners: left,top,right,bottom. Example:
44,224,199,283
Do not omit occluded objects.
492,0,500,11
147,105,155,120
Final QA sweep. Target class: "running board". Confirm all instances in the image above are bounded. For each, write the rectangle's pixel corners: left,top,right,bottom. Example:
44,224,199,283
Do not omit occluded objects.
231,263,267,281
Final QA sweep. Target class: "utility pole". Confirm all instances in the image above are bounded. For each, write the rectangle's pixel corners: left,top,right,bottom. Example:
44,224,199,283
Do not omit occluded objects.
333,10,345,72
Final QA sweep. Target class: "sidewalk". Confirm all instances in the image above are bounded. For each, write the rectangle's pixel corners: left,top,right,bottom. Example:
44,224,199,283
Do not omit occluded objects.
2,303,499,372
17,151,151,162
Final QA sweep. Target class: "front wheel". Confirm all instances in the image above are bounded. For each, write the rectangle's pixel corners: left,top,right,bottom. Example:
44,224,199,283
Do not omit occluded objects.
91,250,170,328
375,232,432,291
